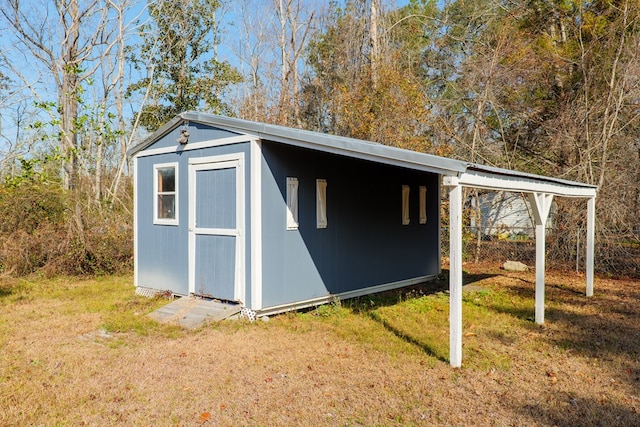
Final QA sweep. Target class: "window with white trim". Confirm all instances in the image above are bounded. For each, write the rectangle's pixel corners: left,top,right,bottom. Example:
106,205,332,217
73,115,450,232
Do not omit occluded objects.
316,179,327,229
286,177,299,230
402,185,410,225
154,163,178,225
419,186,427,224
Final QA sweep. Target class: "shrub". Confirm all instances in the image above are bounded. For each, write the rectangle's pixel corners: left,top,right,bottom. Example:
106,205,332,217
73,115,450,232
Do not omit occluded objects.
0,180,133,276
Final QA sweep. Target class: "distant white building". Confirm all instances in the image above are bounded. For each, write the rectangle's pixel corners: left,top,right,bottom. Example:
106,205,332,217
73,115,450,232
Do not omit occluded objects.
469,191,555,239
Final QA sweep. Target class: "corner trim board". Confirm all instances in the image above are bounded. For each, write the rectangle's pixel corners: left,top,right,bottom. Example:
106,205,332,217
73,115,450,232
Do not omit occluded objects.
133,157,139,288
250,140,263,310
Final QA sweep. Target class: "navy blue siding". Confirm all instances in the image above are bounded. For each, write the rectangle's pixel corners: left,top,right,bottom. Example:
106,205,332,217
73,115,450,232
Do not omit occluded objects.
135,124,252,301
260,141,440,308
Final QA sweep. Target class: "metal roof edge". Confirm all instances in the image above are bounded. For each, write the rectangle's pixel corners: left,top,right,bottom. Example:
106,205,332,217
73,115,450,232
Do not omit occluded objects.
180,111,468,175
465,163,598,190
128,112,598,194
126,116,185,157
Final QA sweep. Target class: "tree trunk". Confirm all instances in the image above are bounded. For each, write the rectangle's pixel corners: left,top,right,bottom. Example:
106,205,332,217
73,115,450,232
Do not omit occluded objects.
60,0,81,191
370,0,379,88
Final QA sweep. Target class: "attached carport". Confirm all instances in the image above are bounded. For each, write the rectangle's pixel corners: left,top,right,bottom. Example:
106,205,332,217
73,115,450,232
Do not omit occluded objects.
444,165,597,367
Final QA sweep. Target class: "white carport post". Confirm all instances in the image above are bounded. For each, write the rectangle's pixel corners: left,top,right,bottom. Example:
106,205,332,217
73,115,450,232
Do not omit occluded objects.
444,176,463,368
527,192,554,325
586,196,596,297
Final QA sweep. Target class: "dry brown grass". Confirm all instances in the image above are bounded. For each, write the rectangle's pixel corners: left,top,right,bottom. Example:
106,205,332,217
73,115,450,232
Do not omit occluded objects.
0,266,639,426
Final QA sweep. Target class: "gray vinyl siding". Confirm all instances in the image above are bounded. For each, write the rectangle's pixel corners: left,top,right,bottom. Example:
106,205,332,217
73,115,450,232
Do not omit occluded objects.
260,141,440,309
135,130,252,299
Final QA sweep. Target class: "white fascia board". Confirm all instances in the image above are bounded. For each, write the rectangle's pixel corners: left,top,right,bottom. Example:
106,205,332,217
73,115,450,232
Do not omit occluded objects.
458,170,597,198
133,134,259,159
442,175,459,186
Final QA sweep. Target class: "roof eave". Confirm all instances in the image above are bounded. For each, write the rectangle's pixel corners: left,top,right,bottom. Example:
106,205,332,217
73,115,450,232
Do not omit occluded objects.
129,111,598,198
126,115,185,157
180,111,467,176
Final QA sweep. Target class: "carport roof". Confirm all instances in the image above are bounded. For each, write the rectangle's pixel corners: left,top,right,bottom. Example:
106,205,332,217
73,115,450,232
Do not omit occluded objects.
128,111,597,198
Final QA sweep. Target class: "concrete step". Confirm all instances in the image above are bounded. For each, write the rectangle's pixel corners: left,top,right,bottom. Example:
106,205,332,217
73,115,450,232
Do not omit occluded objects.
148,297,242,329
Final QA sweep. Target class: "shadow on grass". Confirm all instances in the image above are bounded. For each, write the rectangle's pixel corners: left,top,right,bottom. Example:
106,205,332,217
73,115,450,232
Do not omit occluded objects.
346,269,498,312
515,393,640,426
461,270,500,286
345,279,447,313
340,269,499,363
488,273,640,397
366,310,449,362
484,277,594,322
544,304,640,362
486,303,537,322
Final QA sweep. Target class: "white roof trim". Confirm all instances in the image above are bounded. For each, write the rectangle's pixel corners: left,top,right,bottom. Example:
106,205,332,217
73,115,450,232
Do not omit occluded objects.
132,134,260,158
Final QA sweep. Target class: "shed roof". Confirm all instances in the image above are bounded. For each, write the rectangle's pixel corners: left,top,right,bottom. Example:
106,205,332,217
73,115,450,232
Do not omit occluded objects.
128,111,597,198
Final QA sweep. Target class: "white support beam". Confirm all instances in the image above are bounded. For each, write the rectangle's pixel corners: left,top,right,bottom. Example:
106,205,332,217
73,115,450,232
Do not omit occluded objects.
586,196,596,297
445,177,463,368
440,170,596,368
528,192,553,325
458,170,597,198
534,216,546,325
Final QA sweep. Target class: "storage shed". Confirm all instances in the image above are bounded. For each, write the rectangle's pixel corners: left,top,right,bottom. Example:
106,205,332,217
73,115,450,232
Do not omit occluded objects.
129,112,597,367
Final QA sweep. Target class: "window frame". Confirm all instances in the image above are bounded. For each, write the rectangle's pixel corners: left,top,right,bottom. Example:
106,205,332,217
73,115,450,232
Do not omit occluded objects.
419,186,427,224
286,177,299,230
402,185,410,225
316,179,327,229
153,162,179,226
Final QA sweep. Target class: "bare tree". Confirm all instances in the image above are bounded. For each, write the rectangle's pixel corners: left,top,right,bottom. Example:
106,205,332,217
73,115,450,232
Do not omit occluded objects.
273,0,316,126
228,0,272,121
369,0,379,88
0,0,122,192
104,0,146,208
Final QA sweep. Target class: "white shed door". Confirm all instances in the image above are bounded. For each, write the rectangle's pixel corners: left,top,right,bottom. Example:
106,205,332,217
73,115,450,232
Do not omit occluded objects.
188,155,245,302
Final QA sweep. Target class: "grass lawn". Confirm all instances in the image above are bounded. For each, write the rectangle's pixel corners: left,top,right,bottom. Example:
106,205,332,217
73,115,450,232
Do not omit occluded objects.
0,264,639,426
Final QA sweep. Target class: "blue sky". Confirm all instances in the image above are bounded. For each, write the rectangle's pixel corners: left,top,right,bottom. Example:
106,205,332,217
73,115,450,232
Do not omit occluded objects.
0,0,422,158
